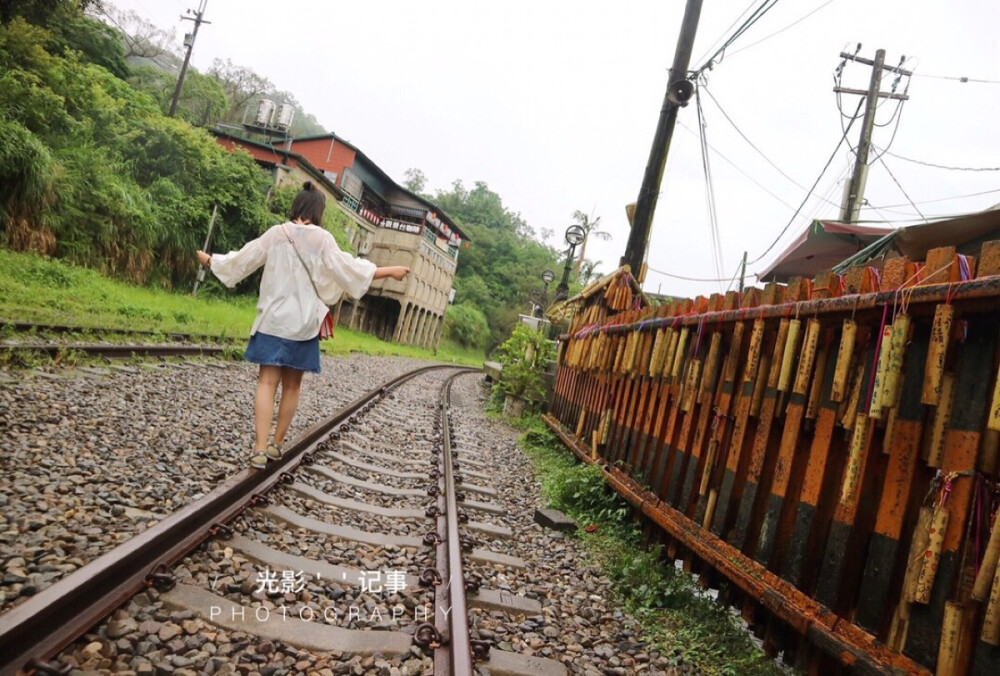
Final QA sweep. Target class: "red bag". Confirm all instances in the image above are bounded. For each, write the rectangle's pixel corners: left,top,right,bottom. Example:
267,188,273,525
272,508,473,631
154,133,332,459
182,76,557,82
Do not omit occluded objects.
319,310,335,340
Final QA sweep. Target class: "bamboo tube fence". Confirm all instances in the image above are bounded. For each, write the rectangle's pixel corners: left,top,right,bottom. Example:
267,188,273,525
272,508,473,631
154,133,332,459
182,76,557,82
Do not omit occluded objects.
543,243,1000,675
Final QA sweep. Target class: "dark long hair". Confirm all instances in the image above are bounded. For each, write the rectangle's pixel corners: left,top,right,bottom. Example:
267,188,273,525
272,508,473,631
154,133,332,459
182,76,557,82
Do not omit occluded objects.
289,181,326,224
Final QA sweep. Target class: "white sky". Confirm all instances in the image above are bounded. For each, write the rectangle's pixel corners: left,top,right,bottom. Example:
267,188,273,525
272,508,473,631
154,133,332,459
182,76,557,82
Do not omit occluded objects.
106,0,1000,298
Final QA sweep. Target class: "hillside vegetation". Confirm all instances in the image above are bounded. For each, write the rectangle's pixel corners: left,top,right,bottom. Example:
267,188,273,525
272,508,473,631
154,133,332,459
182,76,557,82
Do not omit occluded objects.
1,1,592,353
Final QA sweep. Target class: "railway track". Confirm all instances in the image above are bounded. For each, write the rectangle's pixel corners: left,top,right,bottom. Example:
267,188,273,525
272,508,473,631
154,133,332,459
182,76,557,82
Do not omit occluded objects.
0,366,570,676
0,319,234,361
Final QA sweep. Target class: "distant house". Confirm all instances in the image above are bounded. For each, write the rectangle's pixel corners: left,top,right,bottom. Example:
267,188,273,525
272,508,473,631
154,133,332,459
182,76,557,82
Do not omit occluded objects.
211,129,467,351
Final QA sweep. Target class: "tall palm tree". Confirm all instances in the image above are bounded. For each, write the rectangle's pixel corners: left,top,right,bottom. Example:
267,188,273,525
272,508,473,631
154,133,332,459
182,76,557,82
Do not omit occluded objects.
571,209,611,275
580,260,601,285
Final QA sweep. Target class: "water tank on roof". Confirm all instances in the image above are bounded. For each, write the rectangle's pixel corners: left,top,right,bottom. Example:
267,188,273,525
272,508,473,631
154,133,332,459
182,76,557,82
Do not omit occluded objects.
254,99,275,127
274,104,295,131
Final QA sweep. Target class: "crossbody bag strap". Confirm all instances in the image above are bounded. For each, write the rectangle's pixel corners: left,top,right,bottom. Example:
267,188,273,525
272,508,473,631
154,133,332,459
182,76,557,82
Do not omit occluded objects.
281,223,324,302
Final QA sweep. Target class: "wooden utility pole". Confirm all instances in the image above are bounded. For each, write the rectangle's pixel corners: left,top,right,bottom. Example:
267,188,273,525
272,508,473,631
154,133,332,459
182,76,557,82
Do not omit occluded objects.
835,49,912,223
168,0,211,118
621,0,705,282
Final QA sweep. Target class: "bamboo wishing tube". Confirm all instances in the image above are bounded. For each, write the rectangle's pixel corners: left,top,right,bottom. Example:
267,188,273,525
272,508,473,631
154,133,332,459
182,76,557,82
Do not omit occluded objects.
699,332,722,397
840,415,869,506
903,506,934,606
926,373,956,468
973,508,1000,601
868,325,894,421
806,340,830,420
882,314,910,409
831,319,857,402
937,600,962,676
649,329,667,377
793,318,821,396
671,327,690,380
681,359,702,412
983,565,1000,645
600,409,612,444
612,335,626,373
742,319,766,385
922,304,954,406
768,318,791,390
777,318,801,392
662,328,679,380
841,363,865,431
913,505,950,604
620,332,636,374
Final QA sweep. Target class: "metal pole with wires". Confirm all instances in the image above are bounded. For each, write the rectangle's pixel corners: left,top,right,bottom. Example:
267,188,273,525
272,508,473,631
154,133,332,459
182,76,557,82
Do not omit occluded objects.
168,0,211,118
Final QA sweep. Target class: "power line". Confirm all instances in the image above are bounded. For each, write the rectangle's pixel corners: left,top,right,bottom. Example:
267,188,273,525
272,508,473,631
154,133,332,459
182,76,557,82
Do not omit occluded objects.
727,0,836,57
675,120,797,211
876,156,926,221
701,84,840,208
912,72,1000,85
690,0,781,79
871,187,1000,210
693,0,759,68
695,88,726,283
874,149,1000,172
645,265,739,283
748,97,865,266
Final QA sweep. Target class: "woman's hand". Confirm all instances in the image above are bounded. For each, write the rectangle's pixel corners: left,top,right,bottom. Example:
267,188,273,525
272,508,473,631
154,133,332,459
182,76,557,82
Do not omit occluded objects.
375,265,410,281
197,250,212,268
387,266,410,281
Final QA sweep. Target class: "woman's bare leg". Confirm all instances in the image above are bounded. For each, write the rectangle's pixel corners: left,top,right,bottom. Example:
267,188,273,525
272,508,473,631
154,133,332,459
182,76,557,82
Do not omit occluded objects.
254,365,282,451
274,367,304,447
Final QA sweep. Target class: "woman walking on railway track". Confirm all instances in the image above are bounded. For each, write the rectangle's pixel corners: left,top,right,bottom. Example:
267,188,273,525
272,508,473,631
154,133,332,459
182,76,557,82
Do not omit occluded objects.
196,182,409,468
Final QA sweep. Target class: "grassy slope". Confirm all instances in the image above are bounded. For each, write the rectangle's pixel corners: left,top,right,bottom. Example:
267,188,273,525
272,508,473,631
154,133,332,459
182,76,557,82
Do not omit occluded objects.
0,250,483,365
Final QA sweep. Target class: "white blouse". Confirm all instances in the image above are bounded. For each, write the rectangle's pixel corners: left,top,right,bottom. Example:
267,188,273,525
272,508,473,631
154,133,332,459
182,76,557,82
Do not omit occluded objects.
210,221,377,341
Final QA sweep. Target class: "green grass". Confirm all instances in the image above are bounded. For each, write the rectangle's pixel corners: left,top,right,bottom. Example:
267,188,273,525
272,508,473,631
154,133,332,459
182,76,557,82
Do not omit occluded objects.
514,415,784,676
0,250,483,366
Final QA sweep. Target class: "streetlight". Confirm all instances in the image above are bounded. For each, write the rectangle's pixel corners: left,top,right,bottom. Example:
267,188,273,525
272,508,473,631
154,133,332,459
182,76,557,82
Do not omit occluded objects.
554,225,585,303
536,269,555,317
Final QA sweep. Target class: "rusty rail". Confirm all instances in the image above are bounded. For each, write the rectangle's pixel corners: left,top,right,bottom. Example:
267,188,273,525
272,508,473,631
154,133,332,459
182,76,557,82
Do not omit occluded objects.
546,243,1000,675
0,364,455,676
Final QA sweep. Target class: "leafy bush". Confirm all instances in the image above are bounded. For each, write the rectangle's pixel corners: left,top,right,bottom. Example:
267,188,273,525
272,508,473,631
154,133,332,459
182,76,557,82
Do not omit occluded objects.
444,302,489,349
495,324,555,400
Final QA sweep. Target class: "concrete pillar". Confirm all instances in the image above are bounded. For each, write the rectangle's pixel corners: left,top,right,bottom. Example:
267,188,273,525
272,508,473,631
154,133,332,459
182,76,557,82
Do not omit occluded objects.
393,302,409,343
404,309,418,345
414,310,427,346
432,315,444,351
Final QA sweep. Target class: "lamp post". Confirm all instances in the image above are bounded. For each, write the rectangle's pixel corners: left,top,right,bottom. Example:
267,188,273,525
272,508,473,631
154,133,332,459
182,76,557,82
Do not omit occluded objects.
536,269,555,317
554,225,586,303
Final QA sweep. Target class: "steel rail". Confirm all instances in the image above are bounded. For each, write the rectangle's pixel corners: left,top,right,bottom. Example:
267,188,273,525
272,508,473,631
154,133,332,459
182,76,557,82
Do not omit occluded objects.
0,342,227,359
0,319,236,344
431,371,477,675
0,364,456,676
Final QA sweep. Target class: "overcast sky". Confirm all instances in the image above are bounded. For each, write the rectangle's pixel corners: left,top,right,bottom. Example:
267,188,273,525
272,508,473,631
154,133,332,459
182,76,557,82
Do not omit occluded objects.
105,0,1000,298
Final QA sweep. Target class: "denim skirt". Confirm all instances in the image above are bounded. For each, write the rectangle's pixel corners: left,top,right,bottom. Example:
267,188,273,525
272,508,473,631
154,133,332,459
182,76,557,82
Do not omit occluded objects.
245,331,321,373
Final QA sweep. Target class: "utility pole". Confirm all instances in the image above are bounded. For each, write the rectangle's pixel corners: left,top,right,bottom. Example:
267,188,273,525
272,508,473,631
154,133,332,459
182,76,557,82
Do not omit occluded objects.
738,250,747,293
834,48,912,223
621,0,705,283
168,0,211,118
